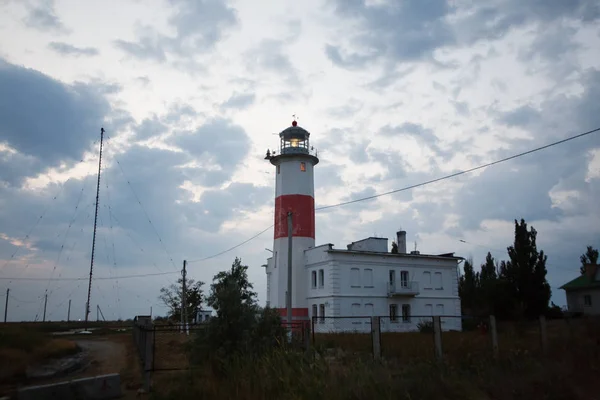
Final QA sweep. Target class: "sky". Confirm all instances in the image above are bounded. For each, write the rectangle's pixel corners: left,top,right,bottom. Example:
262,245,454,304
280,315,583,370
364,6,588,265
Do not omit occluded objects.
0,0,599,322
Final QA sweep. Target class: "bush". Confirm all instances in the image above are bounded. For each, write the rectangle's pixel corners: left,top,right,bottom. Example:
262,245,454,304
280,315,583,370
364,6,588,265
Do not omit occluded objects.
417,320,433,333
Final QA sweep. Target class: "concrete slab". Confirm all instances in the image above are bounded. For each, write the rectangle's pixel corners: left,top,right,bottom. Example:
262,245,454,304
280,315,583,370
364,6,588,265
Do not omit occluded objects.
18,373,121,400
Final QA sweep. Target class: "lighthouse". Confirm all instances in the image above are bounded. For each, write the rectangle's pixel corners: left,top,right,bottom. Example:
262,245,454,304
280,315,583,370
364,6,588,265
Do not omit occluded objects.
264,120,319,323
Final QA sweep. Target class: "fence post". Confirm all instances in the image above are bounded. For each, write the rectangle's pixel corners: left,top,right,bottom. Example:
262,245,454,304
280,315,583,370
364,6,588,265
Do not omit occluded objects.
304,322,311,353
143,323,154,392
371,316,381,360
311,316,315,347
433,316,443,362
539,315,548,355
489,315,498,359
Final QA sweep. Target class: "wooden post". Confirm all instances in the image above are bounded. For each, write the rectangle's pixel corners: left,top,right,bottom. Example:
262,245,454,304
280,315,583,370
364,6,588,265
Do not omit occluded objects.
304,322,311,353
4,288,8,323
489,315,498,359
371,316,381,360
539,315,548,355
143,322,154,392
433,316,443,362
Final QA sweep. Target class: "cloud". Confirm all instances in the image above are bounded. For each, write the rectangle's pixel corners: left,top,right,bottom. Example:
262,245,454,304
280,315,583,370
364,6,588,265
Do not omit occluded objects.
454,0,600,44
221,92,255,110
244,39,300,86
325,0,455,68
114,0,238,63
22,0,67,33
48,42,99,57
170,118,251,183
0,59,115,185
114,36,167,63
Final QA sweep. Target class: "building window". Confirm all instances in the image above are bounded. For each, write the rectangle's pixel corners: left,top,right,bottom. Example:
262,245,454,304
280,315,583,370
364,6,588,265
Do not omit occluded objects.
436,304,444,316
311,271,317,289
319,304,325,323
300,162,306,171
364,268,373,287
434,272,443,290
584,295,592,306
389,304,398,322
312,304,317,321
425,304,433,316
351,303,361,324
423,271,432,289
400,271,409,287
402,304,411,323
389,270,395,285
351,268,360,287
365,303,374,316
318,269,324,288
277,165,280,174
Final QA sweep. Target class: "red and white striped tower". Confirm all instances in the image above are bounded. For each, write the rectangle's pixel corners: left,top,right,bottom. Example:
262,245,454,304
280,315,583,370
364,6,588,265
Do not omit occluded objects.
264,120,318,322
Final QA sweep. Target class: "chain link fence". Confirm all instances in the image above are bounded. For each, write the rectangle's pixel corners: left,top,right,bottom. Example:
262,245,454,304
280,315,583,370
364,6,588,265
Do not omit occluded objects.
312,316,373,354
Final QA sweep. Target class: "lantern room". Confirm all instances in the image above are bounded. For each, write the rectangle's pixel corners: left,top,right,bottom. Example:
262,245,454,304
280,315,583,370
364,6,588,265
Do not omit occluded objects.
279,120,310,155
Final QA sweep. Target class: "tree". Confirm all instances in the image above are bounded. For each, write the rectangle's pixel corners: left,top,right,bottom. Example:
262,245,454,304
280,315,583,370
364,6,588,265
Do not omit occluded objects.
458,257,479,314
478,252,498,315
158,276,204,322
391,241,398,254
192,257,285,367
580,246,599,274
499,219,551,319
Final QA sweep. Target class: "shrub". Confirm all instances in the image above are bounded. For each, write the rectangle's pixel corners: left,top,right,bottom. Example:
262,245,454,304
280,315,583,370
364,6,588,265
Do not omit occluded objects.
417,319,433,333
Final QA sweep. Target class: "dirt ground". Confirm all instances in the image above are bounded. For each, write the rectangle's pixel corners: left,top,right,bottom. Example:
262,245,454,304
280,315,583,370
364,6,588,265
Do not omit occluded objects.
3,333,144,399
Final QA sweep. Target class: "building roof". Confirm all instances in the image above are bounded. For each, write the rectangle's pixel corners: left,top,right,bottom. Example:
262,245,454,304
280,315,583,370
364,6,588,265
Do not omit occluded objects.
327,248,463,261
560,274,600,291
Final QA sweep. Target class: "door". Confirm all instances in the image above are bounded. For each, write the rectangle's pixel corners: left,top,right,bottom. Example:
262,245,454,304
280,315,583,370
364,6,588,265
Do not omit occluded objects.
400,271,409,288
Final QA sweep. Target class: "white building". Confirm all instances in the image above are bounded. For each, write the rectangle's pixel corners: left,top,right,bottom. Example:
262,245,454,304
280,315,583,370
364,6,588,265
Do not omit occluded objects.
263,121,462,332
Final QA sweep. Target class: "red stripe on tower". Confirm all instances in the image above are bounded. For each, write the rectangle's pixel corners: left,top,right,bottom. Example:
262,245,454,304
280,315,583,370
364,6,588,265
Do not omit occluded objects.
274,194,315,239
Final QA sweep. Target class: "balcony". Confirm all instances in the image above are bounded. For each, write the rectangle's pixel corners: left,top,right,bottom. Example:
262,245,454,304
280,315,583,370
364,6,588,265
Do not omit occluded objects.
388,281,419,297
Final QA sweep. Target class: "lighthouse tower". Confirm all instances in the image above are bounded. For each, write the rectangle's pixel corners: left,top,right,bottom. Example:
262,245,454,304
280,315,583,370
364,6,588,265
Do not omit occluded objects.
264,120,319,322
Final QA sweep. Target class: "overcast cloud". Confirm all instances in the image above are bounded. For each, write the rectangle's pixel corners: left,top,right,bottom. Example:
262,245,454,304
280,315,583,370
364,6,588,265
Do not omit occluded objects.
0,0,599,321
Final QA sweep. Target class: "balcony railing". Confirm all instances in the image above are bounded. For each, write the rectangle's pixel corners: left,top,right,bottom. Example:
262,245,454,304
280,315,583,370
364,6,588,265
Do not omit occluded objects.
277,145,319,157
388,281,419,297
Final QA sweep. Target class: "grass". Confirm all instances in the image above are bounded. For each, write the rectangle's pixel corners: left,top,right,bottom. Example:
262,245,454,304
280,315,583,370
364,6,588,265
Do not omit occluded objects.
150,317,600,400
0,325,81,384
151,343,600,400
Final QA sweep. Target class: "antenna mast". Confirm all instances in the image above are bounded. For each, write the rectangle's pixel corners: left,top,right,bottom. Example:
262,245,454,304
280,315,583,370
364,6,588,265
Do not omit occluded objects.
85,127,104,329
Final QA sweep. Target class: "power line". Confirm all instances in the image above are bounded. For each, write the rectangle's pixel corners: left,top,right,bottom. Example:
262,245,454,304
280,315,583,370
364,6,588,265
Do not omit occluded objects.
4,126,596,282
315,126,600,211
106,135,178,271
190,126,600,264
186,225,274,264
0,270,178,282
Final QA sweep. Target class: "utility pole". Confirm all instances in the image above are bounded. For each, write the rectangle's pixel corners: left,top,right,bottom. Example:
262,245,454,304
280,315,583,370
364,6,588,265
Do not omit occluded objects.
85,128,104,330
181,260,188,335
42,294,48,322
67,299,71,323
287,212,293,326
96,305,99,322
4,288,9,323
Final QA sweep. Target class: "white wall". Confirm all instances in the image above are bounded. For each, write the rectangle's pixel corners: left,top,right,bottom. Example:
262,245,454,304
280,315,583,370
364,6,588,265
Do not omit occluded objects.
274,155,316,197
347,237,388,252
272,236,314,309
566,289,600,315
305,249,462,332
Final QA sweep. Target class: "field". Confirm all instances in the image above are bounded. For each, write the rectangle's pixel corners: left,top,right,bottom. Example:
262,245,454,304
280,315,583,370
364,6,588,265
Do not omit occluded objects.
2,317,599,399
151,316,600,400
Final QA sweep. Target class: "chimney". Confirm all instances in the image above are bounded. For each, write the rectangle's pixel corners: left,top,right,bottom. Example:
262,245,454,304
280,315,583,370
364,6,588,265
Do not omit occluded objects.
584,263,598,281
396,231,407,254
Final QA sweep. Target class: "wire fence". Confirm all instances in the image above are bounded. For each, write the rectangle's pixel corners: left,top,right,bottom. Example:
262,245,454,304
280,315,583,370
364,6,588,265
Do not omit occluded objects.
310,314,600,362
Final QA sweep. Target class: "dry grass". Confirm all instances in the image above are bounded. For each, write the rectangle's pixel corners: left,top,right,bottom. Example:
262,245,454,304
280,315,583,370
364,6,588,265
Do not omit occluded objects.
0,325,81,384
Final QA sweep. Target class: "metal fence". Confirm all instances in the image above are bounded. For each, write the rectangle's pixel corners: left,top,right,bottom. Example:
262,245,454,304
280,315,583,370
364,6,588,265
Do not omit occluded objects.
310,314,600,362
